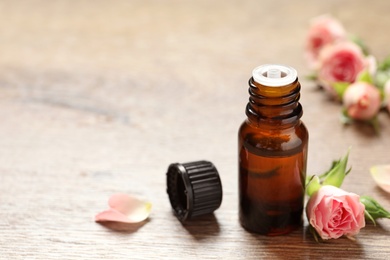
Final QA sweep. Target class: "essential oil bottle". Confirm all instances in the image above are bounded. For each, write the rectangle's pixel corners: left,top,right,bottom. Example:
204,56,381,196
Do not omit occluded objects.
238,64,309,235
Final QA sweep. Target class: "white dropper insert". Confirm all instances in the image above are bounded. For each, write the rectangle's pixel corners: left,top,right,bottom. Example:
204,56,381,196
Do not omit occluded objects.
268,68,281,78
252,64,297,87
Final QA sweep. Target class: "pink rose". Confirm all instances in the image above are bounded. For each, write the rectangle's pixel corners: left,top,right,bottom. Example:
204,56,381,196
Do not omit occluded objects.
305,15,346,68
343,82,381,120
385,79,390,112
306,185,365,240
366,55,377,77
318,42,367,95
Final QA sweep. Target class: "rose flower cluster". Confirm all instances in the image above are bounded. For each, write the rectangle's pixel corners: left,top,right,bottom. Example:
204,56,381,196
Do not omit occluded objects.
305,15,390,129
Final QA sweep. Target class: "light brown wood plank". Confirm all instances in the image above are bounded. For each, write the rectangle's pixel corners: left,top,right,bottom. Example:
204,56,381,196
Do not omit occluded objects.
1,0,390,259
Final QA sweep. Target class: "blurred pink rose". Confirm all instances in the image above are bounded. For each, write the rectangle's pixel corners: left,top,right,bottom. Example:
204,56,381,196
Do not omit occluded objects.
306,185,365,240
343,82,381,120
318,42,367,95
305,15,346,68
366,55,377,77
385,79,390,112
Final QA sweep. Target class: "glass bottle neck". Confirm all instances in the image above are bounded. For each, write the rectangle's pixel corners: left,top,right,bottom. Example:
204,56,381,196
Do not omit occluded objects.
246,77,303,129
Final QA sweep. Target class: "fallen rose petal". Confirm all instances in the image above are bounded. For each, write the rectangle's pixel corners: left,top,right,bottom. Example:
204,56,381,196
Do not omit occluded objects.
370,165,390,193
95,194,152,223
95,209,136,223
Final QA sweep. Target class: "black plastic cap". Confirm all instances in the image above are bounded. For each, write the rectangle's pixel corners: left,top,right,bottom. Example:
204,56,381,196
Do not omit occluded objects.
166,160,223,222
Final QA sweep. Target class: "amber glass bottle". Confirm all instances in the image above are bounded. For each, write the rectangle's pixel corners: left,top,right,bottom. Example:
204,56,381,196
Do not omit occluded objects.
238,64,308,235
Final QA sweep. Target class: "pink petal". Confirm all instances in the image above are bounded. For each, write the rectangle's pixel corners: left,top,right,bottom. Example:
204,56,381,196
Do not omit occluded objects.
370,165,390,193
95,209,135,223
95,194,152,223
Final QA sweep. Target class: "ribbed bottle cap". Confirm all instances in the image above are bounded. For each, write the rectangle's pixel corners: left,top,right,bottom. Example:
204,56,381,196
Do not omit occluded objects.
166,160,223,222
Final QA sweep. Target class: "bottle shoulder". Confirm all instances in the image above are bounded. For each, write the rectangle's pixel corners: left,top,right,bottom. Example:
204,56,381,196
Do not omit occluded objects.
239,119,308,156
239,119,308,136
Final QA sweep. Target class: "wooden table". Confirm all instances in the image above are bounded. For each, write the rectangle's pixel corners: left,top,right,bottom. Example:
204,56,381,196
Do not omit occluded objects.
1,0,390,259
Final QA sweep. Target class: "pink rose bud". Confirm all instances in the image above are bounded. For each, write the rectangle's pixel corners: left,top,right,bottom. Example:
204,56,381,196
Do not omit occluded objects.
318,42,367,96
305,14,346,68
385,79,390,112
306,185,366,240
343,82,381,120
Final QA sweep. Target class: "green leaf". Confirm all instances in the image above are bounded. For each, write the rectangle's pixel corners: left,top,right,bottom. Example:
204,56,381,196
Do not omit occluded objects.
340,109,353,125
332,82,350,99
309,225,322,242
306,175,322,196
322,149,351,188
350,35,370,56
360,196,390,224
375,56,390,92
377,56,390,71
374,70,390,90
319,160,339,179
306,73,318,81
364,210,377,226
356,70,373,84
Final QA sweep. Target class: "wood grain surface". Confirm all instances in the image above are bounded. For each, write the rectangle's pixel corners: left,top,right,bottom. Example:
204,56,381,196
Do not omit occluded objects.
1,0,390,259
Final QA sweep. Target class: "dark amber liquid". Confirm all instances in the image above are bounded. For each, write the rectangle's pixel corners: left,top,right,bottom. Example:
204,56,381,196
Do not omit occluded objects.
238,124,307,235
